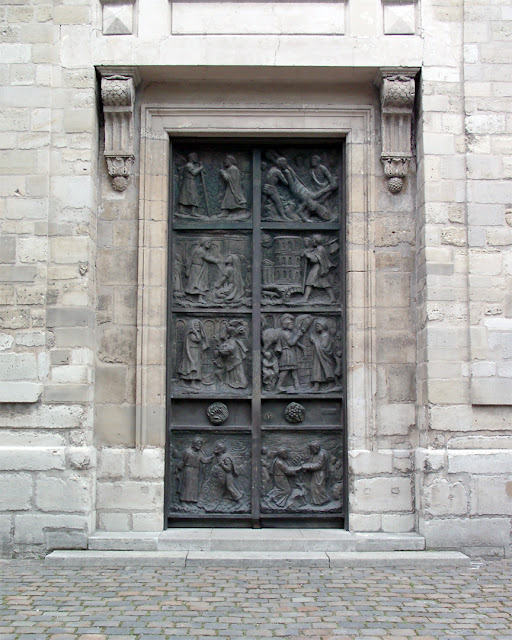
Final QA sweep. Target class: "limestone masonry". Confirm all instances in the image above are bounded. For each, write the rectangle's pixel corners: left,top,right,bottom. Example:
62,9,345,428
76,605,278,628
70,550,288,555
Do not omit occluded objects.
0,0,511,557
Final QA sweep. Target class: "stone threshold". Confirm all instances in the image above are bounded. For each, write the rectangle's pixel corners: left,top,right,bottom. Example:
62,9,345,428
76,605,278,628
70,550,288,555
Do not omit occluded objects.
88,529,427,553
46,549,470,568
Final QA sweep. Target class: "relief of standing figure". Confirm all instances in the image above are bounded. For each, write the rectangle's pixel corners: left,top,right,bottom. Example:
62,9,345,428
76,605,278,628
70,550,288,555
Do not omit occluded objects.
302,235,336,303
301,441,330,506
178,152,205,217
267,447,302,508
215,320,248,389
274,314,308,393
185,238,222,304
309,318,336,392
178,319,209,390
177,437,213,503
219,155,248,217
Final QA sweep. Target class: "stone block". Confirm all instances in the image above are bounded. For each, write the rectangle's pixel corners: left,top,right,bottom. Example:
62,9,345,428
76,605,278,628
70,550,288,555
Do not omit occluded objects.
128,448,165,480
67,446,95,471
132,512,164,532
424,479,467,516
377,333,416,364
97,511,131,531
0,473,32,510
471,476,512,515
35,474,92,513
95,364,127,404
97,249,137,285
0,265,37,283
0,236,15,263
0,382,43,403
95,405,135,445
386,364,416,402
16,286,45,305
383,2,415,35
381,513,415,533
98,327,136,364
17,237,47,263
375,273,411,307
472,378,512,405
47,307,95,329
349,450,393,475
378,404,415,436
53,6,90,25
14,514,87,545
0,353,37,381
97,481,163,511
97,448,126,480
49,237,89,264
16,330,45,347
0,515,13,557
51,365,91,385
0,446,65,471
0,285,15,305
448,451,512,475
348,513,382,532
44,528,88,551
423,517,511,552
0,333,14,351
352,477,413,513
43,384,92,403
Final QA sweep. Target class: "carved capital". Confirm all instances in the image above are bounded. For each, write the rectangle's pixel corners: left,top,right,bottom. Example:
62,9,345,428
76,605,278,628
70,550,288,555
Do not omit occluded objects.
376,68,418,194
100,72,138,192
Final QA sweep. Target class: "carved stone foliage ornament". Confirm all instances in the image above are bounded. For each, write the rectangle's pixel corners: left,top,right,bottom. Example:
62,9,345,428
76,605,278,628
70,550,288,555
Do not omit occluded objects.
169,433,251,514
378,70,418,194
173,234,251,308
174,316,251,395
262,314,342,395
100,73,136,192
261,433,343,513
261,150,339,222
261,233,339,305
207,402,229,425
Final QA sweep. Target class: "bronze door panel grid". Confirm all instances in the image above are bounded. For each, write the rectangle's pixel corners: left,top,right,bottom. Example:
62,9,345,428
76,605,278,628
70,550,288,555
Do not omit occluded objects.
167,140,346,527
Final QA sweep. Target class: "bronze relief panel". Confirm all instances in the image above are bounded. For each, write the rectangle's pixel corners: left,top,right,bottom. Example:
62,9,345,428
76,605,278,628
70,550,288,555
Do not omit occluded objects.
261,232,340,306
173,147,252,222
172,315,251,395
261,432,343,513
169,432,251,514
173,232,252,308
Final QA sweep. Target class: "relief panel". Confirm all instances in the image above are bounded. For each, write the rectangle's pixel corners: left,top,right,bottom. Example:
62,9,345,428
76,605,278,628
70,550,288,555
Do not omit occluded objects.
261,232,340,306
262,313,343,395
169,432,251,514
261,148,340,222
261,432,343,513
172,147,252,222
172,315,252,395
173,233,252,308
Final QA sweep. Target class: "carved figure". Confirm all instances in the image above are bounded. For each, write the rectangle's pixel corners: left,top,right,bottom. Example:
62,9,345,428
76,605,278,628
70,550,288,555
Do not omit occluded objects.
212,254,246,304
302,235,336,303
263,157,290,220
220,155,247,216
185,238,222,303
310,155,338,195
198,441,243,511
301,441,330,505
309,318,336,392
214,320,248,389
178,152,206,216
178,319,209,390
177,437,212,503
274,314,308,392
268,447,302,508
262,350,279,391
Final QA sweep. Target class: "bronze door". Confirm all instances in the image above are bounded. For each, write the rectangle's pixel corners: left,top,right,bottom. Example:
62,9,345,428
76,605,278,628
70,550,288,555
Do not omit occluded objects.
166,141,346,527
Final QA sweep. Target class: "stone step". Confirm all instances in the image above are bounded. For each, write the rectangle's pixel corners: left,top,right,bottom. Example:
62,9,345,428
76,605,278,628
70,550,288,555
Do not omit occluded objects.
46,549,470,569
88,529,426,553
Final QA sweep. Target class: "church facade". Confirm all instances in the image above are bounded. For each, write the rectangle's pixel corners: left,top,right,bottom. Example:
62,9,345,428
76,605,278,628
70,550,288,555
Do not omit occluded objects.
1,0,512,556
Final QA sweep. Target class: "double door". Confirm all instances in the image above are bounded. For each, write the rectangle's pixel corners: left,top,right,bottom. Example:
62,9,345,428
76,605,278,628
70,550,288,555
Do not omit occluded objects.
166,140,346,527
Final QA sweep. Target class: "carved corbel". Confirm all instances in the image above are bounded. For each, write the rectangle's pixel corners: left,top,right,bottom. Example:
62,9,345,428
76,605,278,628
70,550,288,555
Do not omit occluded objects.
377,69,418,194
100,72,137,192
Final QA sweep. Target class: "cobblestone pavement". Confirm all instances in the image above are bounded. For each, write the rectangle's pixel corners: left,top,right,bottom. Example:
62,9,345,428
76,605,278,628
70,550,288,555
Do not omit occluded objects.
1,559,512,640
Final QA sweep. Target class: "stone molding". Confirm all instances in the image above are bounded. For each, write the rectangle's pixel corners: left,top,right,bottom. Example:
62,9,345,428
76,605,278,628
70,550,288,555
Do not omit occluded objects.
99,70,139,191
136,103,376,449
376,68,418,193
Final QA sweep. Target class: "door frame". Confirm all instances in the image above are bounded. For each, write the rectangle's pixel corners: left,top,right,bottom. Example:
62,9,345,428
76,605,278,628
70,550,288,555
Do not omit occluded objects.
135,102,378,529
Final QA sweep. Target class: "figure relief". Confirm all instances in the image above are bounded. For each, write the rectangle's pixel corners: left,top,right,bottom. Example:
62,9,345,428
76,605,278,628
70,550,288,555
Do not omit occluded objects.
261,233,339,306
174,149,251,220
220,155,248,217
261,314,341,394
175,316,251,394
262,151,338,222
261,435,343,513
171,436,251,514
174,235,250,308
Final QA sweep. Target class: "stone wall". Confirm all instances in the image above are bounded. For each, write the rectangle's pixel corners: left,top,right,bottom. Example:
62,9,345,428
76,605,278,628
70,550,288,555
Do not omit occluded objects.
0,0,510,557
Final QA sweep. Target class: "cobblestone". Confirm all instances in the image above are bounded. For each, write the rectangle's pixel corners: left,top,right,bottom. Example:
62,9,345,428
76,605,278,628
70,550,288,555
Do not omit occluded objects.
0,560,511,638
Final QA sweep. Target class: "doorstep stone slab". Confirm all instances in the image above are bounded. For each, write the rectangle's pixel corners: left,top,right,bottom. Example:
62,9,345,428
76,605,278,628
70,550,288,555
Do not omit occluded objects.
355,532,425,551
186,551,330,567
89,531,159,551
327,551,469,567
46,550,187,567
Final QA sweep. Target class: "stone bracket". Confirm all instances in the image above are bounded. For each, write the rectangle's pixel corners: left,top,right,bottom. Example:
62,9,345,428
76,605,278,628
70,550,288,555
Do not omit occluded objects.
99,69,140,192
376,68,418,194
